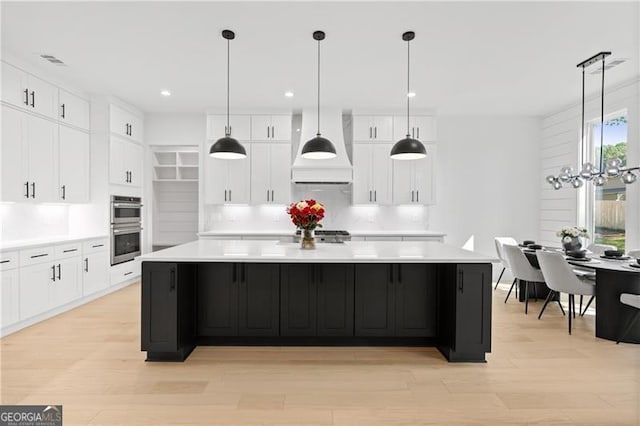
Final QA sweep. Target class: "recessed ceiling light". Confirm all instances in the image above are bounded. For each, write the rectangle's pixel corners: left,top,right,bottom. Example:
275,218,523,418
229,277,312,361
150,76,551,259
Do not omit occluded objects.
284,91,294,98
407,92,416,98
160,90,171,97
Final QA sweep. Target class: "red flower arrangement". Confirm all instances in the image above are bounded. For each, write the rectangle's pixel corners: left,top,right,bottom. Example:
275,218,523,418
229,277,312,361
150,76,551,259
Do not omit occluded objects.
286,199,325,230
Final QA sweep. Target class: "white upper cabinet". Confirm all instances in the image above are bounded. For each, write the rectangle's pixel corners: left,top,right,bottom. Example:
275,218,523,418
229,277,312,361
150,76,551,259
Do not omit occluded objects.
352,142,392,205
353,115,393,141
203,144,251,205
1,106,27,202
206,115,251,141
109,136,144,187
250,142,291,204
393,115,436,142
251,115,291,141
59,90,90,130
392,143,437,205
26,115,59,202
110,104,143,143
59,126,90,202
1,62,58,120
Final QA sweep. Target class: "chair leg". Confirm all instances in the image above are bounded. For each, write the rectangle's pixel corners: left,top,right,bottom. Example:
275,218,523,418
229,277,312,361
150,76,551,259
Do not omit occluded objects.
504,278,517,303
494,267,505,290
571,294,576,318
538,290,554,320
580,296,594,316
525,281,529,314
579,295,583,315
568,294,573,335
533,282,538,301
556,294,566,316
617,310,640,344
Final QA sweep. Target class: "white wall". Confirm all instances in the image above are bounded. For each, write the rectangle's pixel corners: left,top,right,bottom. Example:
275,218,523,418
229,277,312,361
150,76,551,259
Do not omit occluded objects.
539,78,639,250
431,116,542,262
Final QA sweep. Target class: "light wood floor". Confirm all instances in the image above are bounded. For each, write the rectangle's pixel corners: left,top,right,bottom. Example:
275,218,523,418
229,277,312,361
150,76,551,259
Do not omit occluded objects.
1,282,638,425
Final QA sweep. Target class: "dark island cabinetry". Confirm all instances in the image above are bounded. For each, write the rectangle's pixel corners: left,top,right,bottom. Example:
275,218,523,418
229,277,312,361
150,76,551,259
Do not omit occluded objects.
141,261,492,362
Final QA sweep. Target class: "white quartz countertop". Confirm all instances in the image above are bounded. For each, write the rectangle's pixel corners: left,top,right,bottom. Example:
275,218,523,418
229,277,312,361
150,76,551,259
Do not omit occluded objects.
0,235,108,251
198,230,446,237
139,240,495,263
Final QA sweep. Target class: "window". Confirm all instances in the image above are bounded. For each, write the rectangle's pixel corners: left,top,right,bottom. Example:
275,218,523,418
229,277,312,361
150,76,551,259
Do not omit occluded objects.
584,112,628,250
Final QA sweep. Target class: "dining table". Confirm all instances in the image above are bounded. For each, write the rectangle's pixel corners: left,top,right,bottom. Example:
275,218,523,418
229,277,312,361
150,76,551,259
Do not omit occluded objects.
566,256,640,344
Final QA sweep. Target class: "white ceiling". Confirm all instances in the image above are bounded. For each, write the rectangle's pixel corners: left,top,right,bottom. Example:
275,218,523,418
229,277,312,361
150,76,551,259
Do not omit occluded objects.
2,1,638,116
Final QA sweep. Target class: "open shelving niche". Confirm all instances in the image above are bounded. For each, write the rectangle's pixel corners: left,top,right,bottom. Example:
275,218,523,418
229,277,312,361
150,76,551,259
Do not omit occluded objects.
151,146,199,250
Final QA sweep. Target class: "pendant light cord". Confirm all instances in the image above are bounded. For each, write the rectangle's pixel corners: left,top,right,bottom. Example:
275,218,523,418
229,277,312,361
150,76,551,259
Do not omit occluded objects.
317,37,321,137
226,37,230,136
406,37,411,137
580,67,585,165
599,58,605,173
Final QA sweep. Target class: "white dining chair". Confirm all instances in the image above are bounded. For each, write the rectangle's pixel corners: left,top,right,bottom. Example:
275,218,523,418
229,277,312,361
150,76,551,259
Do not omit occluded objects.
617,293,640,344
494,237,517,290
503,244,545,314
537,250,596,334
586,243,617,256
627,249,640,258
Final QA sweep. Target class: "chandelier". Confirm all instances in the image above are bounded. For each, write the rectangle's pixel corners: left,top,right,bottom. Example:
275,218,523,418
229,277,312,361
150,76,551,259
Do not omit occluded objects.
546,52,638,190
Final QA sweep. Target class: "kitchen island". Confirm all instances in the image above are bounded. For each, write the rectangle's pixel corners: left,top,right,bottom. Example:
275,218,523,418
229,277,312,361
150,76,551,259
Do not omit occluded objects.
139,240,496,363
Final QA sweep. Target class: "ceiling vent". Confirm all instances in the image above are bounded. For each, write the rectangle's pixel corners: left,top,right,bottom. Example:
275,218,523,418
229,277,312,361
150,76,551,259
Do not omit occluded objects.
590,58,626,74
40,54,66,66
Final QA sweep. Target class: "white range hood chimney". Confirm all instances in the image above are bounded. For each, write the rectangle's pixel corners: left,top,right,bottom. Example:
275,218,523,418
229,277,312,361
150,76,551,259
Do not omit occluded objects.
291,107,353,184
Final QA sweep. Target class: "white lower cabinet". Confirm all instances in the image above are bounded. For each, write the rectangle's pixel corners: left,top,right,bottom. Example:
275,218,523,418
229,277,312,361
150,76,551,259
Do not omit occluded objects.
19,262,53,320
1,269,20,327
83,252,109,296
50,257,82,307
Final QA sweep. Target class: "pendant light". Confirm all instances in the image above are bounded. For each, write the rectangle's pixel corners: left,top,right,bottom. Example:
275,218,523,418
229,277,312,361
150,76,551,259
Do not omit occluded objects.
210,29,247,160
546,51,638,189
301,31,337,160
390,31,426,160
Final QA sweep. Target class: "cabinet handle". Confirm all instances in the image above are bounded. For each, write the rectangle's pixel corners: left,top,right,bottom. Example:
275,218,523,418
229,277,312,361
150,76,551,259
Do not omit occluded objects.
267,189,270,202
0,260,10,264
411,127,414,139
61,103,66,119
31,182,35,198
24,181,29,198
374,190,377,202
124,271,133,276
31,253,48,259
229,125,232,135
369,127,372,139
458,270,464,293
416,190,419,203
224,190,227,202
57,264,61,280
92,244,104,248
229,190,231,201
267,126,270,138
24,89,29,106
61,185,66,200
417,127,420,139
369,190,372,202
129,124,133,137
63,248,77,253
271,190,274,201
411,190,414,202
271,126,275,138
51,265,56,282
374,126,377,139
84,258,89,272
170,268,176,291
30,91,35,108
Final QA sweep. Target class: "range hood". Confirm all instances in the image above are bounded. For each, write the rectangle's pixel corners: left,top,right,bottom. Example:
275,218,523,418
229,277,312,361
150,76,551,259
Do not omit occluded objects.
292,108,353,184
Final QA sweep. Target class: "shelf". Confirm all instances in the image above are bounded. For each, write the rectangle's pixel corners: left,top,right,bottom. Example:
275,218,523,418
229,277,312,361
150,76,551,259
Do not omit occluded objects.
178,151,199,166
154,152,177,166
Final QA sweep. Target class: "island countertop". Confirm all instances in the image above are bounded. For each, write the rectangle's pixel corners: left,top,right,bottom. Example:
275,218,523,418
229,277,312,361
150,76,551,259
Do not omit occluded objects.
139,239,497,263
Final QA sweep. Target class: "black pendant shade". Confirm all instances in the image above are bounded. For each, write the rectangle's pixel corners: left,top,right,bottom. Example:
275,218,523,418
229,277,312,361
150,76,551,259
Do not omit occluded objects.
301,135,336,160
301,30,336,160
209,135,247,160
210,29,247,160
391,31,427,160
390,137,427,160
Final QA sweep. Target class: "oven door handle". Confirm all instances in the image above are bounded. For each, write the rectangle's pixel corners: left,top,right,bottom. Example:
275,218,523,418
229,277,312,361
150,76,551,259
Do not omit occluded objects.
112,203,143,208
112,227,143,234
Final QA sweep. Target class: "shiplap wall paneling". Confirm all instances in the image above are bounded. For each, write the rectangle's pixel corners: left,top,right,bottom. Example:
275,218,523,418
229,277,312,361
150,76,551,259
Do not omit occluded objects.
152,181,198,247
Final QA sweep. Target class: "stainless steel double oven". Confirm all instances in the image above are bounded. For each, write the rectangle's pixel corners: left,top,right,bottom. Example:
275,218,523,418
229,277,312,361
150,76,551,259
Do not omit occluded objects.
110,195,142,265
